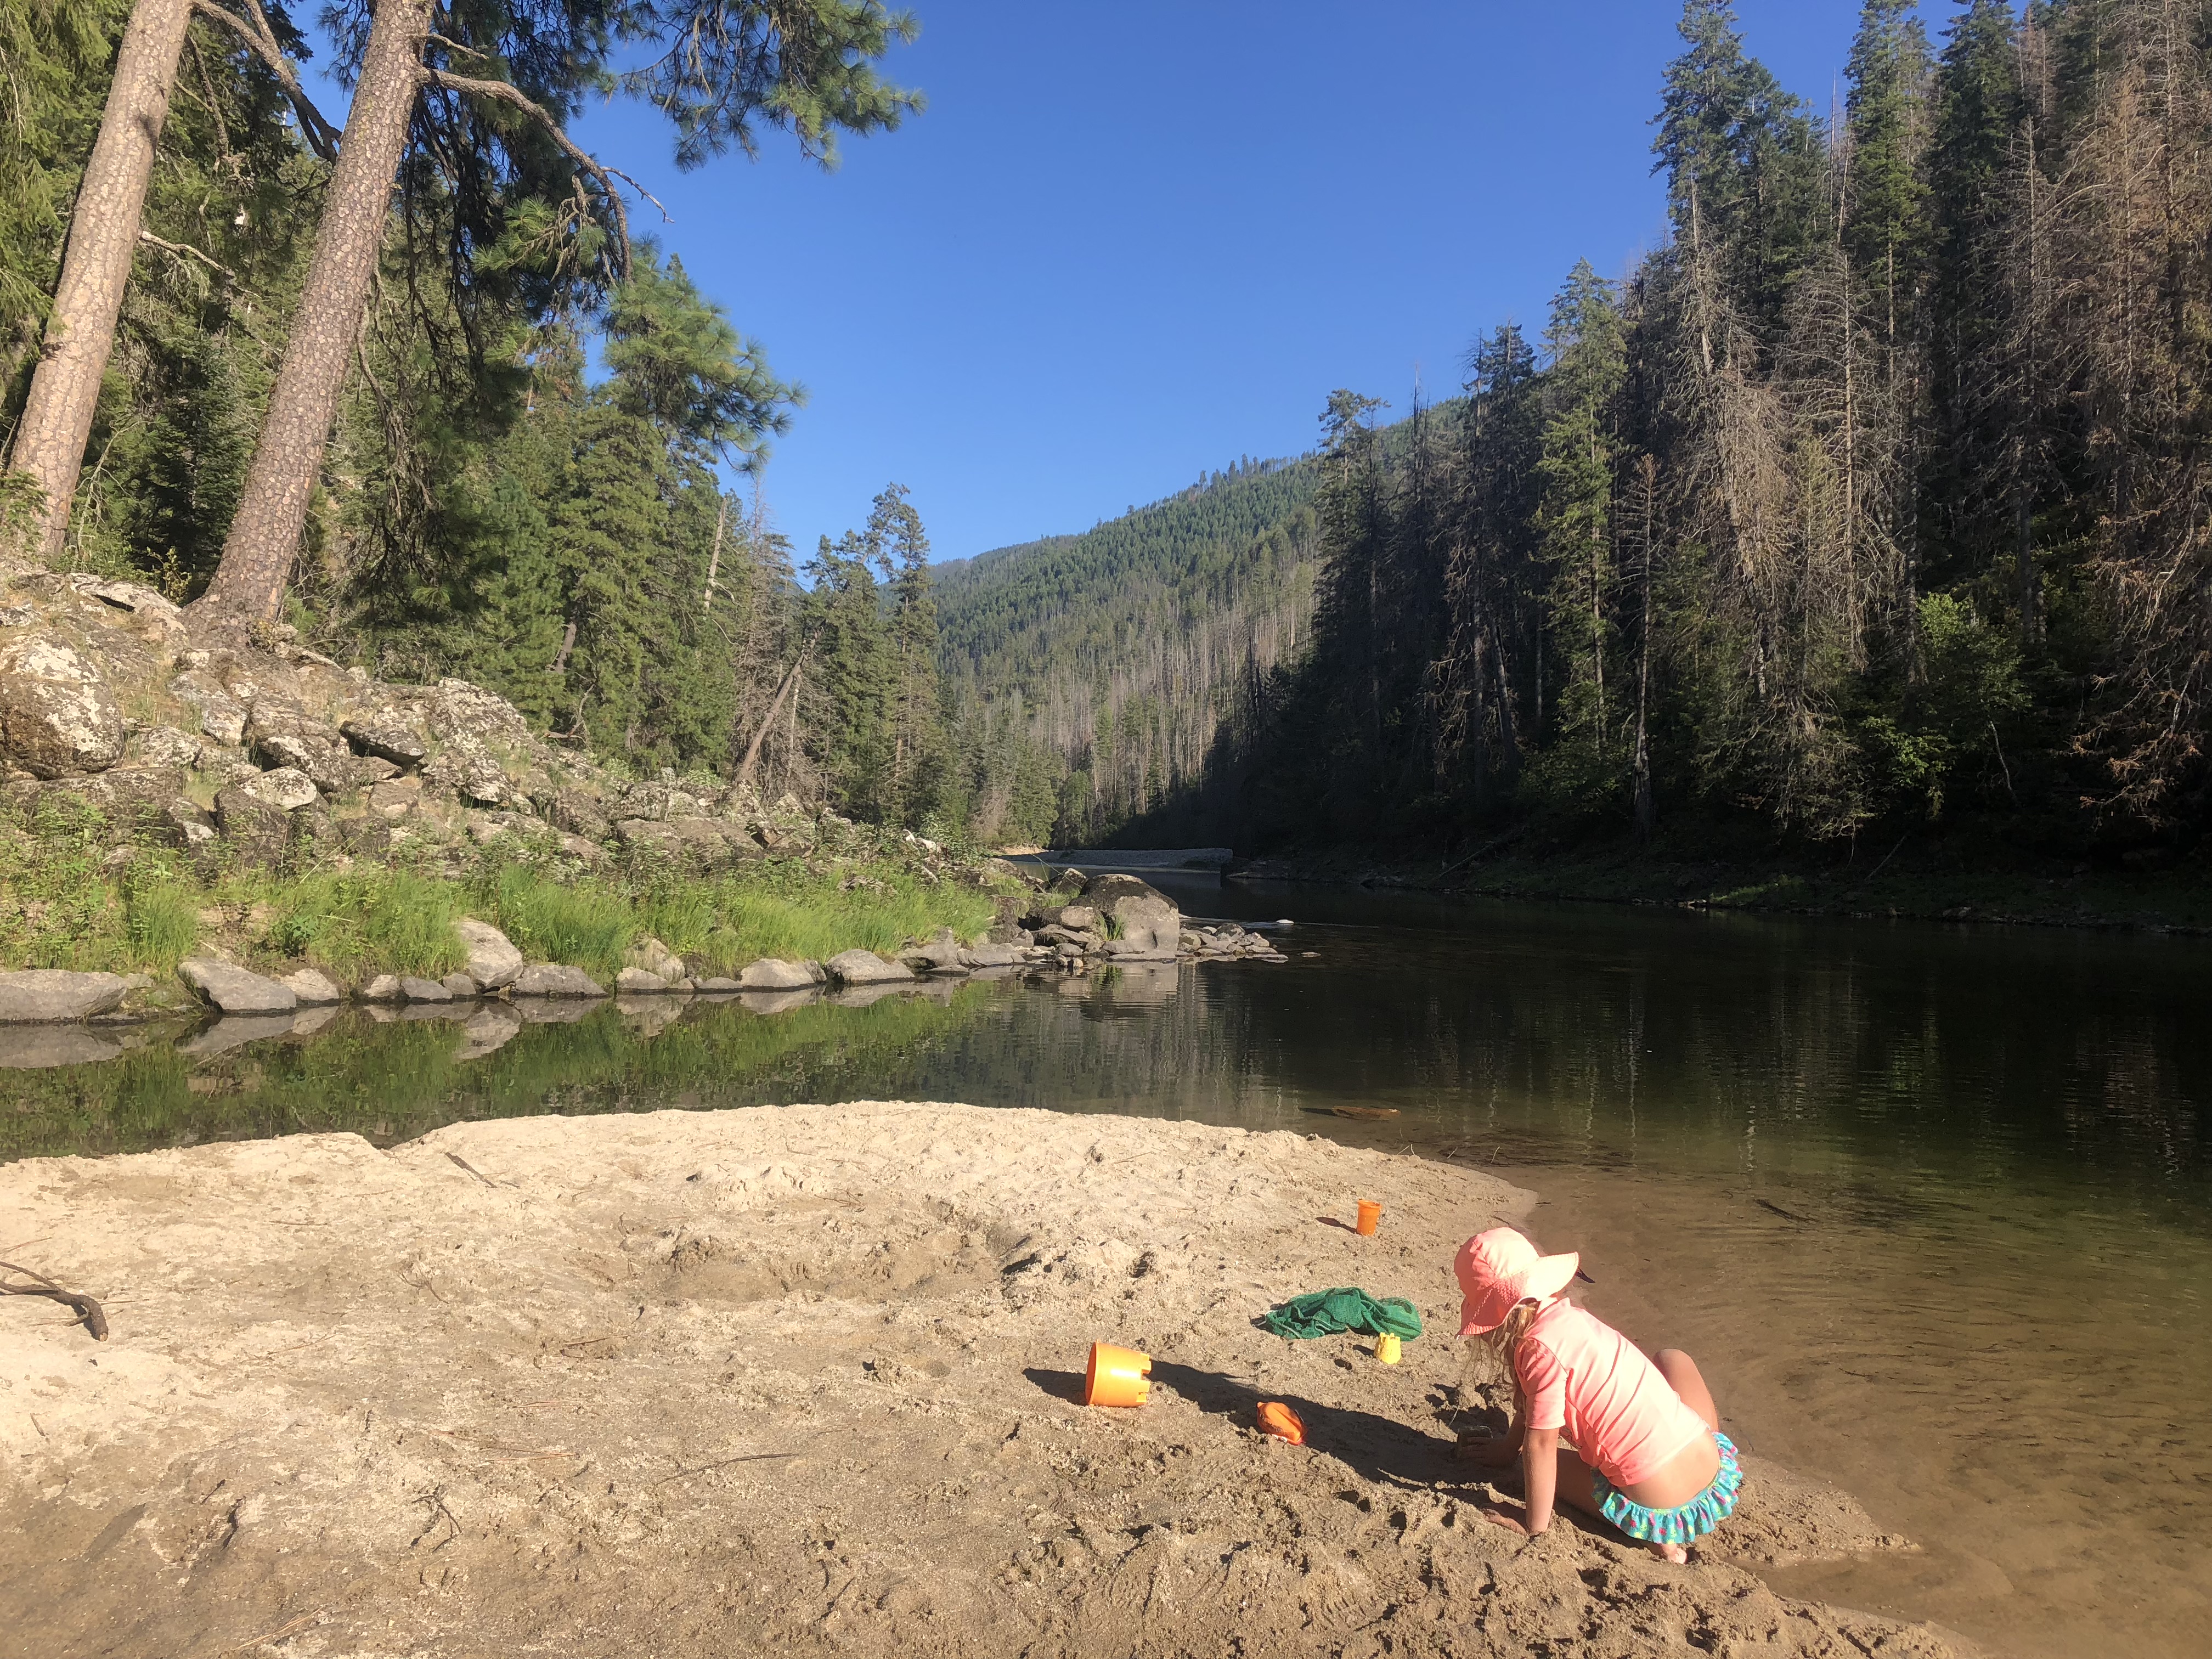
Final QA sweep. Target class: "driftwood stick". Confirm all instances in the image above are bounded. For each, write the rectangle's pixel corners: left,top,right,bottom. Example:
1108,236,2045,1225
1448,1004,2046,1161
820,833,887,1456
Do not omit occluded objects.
0,1260,109,1341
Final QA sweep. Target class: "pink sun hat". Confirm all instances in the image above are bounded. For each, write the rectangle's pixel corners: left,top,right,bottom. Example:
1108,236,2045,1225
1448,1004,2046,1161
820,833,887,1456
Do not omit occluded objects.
1455,1227,1581,1336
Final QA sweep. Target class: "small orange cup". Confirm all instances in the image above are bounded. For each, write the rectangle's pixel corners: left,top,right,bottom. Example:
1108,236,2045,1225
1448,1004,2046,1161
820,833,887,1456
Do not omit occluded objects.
1085,1341,1152,1407
1355,1199,1382,1236
1257,1402,1306,1444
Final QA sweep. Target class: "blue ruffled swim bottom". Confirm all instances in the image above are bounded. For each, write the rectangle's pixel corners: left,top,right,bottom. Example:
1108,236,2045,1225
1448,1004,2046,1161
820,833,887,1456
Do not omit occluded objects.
1590,1430,1741,1547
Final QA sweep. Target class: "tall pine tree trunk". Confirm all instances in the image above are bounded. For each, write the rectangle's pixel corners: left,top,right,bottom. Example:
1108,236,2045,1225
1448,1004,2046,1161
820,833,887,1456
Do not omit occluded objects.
190,0,431,627
5,0,194,563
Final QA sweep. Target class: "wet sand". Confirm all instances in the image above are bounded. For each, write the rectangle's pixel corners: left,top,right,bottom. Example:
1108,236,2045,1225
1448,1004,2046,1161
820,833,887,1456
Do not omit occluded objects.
0,1103,1972,1658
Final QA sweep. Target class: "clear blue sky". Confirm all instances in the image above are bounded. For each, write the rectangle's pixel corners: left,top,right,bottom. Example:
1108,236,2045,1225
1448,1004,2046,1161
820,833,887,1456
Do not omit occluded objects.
405,2,1955,563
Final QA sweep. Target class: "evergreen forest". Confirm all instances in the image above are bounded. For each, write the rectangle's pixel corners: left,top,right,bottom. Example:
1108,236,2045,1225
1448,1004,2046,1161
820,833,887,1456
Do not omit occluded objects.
10,1,2212,867
964,0,2212,866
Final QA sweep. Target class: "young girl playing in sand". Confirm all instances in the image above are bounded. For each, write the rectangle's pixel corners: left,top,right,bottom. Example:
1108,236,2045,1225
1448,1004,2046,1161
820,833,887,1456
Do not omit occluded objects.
1454,1227,1740,1562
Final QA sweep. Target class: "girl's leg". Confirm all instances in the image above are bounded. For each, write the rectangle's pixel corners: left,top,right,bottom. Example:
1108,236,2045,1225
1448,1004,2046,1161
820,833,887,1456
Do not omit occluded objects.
1551,1444,1690,1564
1655,1348,1719,1430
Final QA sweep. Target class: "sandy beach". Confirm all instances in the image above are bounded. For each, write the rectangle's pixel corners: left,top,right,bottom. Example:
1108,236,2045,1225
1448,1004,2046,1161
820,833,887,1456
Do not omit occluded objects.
1,1103,1971,1657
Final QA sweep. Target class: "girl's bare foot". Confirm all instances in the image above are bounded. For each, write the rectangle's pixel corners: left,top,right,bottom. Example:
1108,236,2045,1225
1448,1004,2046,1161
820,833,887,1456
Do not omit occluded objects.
1647,1541,1688,1565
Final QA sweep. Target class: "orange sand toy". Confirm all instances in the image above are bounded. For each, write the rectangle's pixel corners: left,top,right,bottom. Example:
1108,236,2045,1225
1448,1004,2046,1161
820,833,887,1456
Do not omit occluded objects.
1355,1199,1383,1235
1257,1402,1307,1444
1085,1341,1152,1407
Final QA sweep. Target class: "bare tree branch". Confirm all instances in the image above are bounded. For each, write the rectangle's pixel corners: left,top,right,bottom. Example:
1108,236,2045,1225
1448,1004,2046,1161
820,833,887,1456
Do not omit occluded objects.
139,229,235,279
189,0,341,162
423,70,673,281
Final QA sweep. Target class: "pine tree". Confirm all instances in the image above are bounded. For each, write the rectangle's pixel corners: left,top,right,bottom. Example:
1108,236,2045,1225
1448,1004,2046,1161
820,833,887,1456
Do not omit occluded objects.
1527,262,1628,809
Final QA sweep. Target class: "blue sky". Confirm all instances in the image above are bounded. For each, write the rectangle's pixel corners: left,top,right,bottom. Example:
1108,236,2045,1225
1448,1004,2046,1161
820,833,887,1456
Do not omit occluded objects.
369,2,1954,563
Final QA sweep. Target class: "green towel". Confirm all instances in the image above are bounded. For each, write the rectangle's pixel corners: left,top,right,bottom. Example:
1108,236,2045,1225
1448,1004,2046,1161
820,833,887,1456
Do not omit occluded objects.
1259,1287,1424,1341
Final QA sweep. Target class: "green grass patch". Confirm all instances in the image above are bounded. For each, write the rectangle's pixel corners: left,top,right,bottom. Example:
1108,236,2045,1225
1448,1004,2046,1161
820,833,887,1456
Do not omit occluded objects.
258,871,467,979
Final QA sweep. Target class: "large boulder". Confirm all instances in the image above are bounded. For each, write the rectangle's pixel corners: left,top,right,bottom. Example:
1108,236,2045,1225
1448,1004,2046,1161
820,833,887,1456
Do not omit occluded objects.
237,766,319,811
212,785,293,864
4,766,188,835
614,967,674,994
823,949,915,986
0,635,123,777
511,962,605,998
738,958,819,990
901,927,968,974
281,968,345,1005
178,958,297,1015
453,917,524,990
625,936,686,981
0,969,136,1023
339,717,428,770
1086,873,1181,962
168,670,247,746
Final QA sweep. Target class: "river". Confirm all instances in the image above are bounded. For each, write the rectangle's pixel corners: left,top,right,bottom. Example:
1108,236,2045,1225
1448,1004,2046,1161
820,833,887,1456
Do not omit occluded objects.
4,876,2206,1658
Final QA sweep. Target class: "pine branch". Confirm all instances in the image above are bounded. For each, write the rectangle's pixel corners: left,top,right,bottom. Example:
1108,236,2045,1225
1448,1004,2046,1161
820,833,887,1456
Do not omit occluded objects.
189,0,341,162
423,70,672,281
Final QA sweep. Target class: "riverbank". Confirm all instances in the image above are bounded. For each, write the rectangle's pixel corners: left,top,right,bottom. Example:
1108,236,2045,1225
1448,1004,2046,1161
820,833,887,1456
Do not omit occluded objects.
1224,819,2212,933
0,1102,1972,1658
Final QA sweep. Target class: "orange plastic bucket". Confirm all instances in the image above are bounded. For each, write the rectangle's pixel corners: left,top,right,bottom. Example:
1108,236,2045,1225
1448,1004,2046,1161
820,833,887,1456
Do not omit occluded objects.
1257,1401,1306,1444
1355,1199,1382,1236
1085,1341,1152,1407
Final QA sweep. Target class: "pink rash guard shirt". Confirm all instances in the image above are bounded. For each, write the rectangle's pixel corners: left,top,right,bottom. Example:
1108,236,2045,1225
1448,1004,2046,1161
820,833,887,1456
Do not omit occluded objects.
1513,1300,1710,1488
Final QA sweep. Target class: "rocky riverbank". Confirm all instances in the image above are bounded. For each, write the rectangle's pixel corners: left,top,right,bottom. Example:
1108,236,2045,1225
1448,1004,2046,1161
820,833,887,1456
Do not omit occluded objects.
0,572,1288,1053
0,1102,1971,1659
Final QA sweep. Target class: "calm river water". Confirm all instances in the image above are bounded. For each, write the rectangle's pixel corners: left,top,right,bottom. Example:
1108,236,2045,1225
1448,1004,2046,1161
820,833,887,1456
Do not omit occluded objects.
4,877,2206,1659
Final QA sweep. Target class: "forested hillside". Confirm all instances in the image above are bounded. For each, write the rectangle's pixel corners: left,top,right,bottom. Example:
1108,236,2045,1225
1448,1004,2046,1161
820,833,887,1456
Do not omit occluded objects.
1081,0,2212,865
933,458,1319,844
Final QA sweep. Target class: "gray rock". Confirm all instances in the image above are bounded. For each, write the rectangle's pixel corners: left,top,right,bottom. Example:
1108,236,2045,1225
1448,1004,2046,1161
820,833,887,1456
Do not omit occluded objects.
421,741,509,806
627,935,686,980
238,766,319,811
129,725,205,770
360,974,405,1001
0,635,123,777
212,785,292,862
441,972,479,998
694,977,744,992
616,966,672,994
340,719,428,769
170,671,247,746
963,943,1025,969
399,976,451,1003
367,778,420,820
511,962,606,998
178,958,298,1015
0,969,134,1023
453,917,524,990
824,949,916,986
547,787,610,840
280,967,345,1005
0,1026,125,1068
903,926,968,974
159,797,216,848
1085,873,1181,962
738,957,817,990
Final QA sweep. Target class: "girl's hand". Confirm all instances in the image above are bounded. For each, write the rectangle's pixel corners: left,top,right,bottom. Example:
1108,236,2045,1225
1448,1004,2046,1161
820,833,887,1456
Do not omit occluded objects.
1480,1504,1538,1537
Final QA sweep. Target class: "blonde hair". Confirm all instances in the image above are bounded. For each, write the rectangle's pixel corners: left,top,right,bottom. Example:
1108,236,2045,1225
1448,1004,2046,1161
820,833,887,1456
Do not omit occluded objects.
1470,1296,1556,1400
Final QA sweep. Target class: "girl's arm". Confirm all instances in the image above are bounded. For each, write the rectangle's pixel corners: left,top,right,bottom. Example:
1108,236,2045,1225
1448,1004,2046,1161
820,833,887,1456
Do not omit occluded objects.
1482,1426,1559,1537
1520,1427,1559,1534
